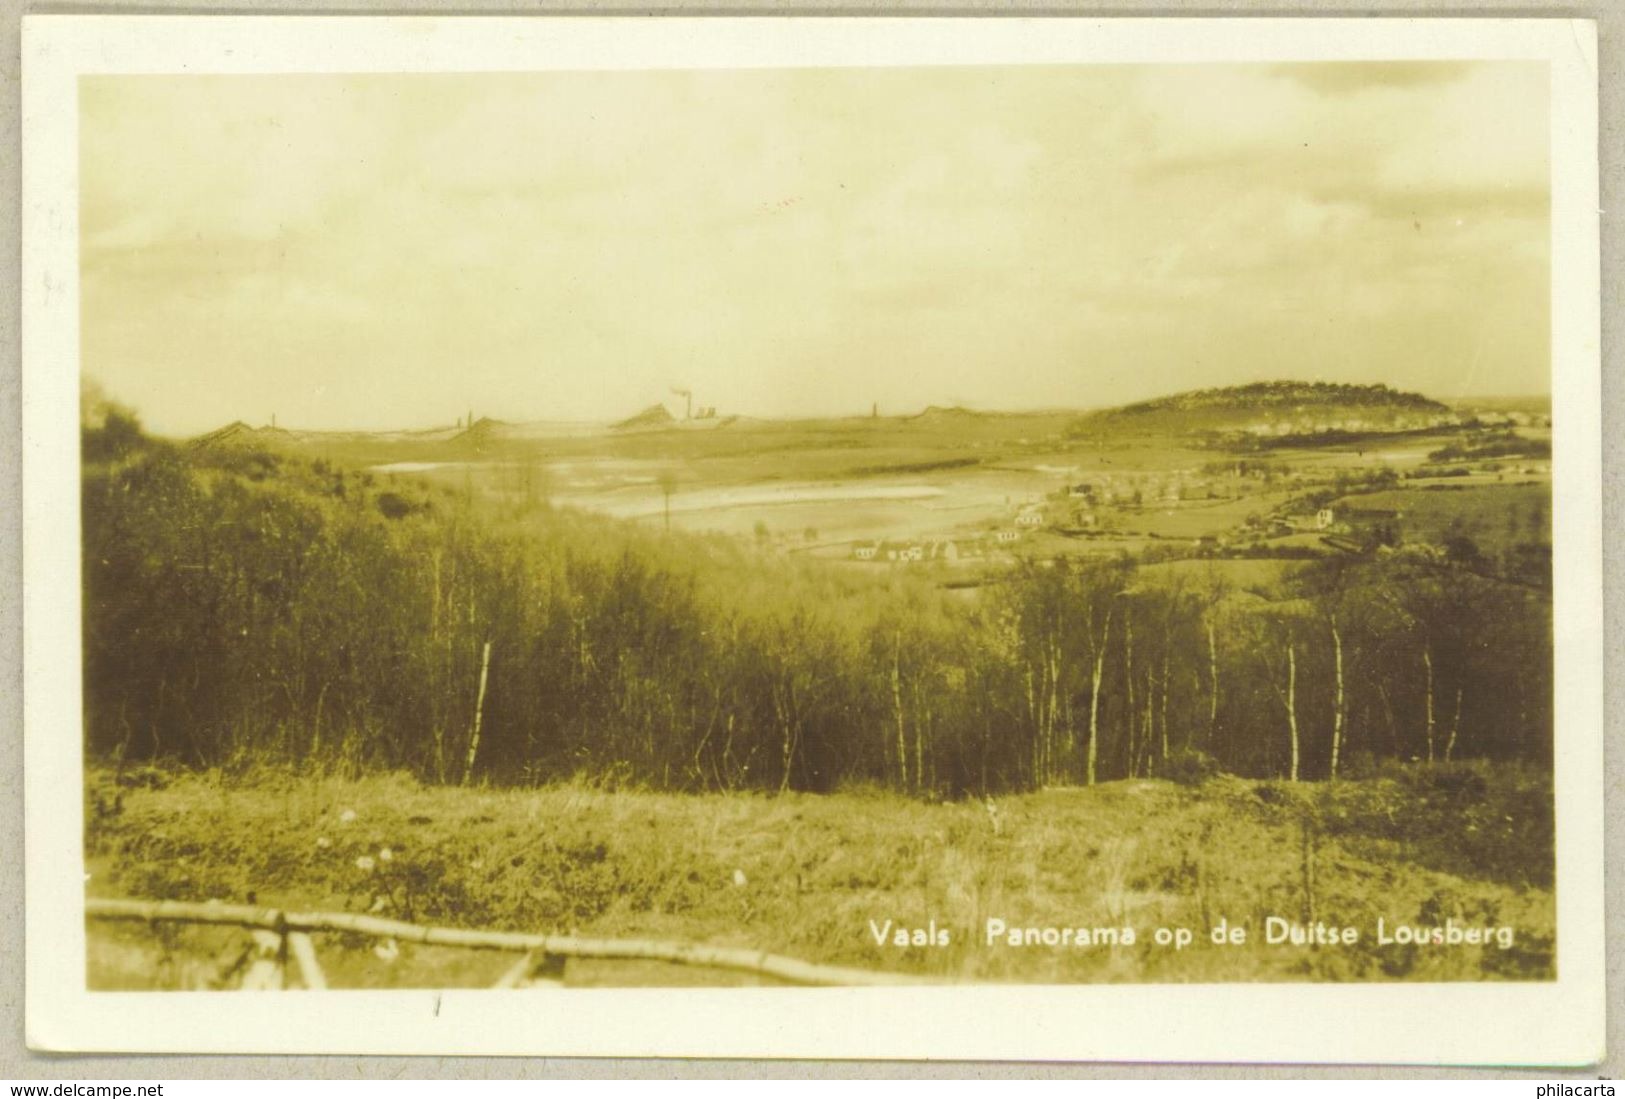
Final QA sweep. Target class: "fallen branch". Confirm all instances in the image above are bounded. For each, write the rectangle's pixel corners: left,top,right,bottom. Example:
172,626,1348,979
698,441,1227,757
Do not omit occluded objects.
86,897,926,987
240,929,284,991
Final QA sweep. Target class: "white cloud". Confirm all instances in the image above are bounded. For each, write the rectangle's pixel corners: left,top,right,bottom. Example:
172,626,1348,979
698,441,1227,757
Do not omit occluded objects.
80,64,1550,434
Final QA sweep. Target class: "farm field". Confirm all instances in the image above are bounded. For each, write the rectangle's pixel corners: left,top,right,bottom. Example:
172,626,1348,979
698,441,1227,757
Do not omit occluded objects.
85,764,1554,989
1134,558,1299,590
368,435,1232,551
1336,482,1550,559
1113,492,1300,540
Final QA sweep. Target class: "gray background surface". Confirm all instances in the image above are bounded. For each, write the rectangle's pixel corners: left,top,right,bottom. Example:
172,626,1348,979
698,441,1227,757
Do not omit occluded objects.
1,0,1617,1079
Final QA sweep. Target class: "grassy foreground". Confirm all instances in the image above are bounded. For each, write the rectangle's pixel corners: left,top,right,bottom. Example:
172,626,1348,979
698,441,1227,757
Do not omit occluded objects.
85,763,1554,988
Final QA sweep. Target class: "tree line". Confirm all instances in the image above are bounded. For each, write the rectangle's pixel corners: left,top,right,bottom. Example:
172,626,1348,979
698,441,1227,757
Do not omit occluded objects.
81,412,1552,797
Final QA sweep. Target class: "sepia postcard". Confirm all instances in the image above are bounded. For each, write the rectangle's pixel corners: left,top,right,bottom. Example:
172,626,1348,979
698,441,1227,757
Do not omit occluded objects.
21,15,1604,1063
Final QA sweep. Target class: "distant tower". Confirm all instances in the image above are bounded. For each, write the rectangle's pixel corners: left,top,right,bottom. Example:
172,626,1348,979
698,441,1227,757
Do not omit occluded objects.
271,413,277,429
671,388,693,420
872,402,878,419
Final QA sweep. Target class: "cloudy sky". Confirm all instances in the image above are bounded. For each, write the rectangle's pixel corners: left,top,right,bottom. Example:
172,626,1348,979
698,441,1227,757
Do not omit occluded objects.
81,62,1549,435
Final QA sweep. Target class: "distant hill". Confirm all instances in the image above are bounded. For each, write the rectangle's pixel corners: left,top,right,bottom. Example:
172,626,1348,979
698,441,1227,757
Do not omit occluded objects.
191,420,465,451
187,381,1469,457
453,415,505,448
1071,381,1459,440
607,403,739,434
188,420,267,449
908,405,984,423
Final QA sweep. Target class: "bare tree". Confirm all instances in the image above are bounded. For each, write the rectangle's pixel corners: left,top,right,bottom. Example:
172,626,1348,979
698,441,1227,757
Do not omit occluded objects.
1086,607,1114,787
1329,615,1345,780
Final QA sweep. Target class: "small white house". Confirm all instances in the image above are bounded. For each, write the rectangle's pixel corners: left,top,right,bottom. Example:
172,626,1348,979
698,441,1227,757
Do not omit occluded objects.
995,529,1022,544
1015,511,1044,528
1315,507,1336,531
852,541,878,561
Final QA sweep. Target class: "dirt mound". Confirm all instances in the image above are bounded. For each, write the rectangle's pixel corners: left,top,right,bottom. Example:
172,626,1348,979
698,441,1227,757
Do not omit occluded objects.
612,404,678,432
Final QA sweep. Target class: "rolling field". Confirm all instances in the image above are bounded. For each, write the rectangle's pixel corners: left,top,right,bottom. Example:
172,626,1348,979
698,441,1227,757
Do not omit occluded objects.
1135,558,1298,590
377,452,1046,538
1114,492,1299,540
288,400,1552,569
373,443,1291,553
86,763,1554,989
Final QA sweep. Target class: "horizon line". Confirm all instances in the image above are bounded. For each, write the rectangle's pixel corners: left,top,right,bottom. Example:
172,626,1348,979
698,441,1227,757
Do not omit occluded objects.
158,384,1555,440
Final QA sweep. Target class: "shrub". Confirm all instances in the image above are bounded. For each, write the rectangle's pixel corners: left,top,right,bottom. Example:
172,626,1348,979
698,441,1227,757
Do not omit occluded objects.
375,492,418,520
